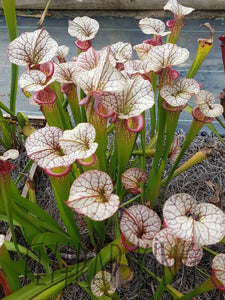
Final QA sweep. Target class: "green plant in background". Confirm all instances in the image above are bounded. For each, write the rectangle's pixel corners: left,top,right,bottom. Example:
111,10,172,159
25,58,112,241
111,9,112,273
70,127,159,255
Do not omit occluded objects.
1,0,225,299
0,0,21,149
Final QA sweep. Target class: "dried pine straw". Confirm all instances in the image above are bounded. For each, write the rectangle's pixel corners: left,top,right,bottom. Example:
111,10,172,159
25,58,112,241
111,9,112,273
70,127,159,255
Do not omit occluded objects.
0,132,225,299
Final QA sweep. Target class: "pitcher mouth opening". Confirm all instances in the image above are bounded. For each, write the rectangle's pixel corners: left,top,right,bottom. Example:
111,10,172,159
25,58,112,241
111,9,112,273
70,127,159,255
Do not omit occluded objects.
0,160,14,175
44,165,72,177
75,39,91,51
121,233,138,252
125,115,145,133
33,88,57,105
162,100,187,112
192,106,213,123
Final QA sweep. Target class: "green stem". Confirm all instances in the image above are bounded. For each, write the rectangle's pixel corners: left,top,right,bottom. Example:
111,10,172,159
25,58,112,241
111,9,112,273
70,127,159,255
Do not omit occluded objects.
80,99,108,245
40,101,65,129
146,131,158,150
145,95,166,207
163,118,205,190
161,147,212,186
119,194,141,208
10,64,18,115
109,135,118,181
194,266,209,279
115,120,137,197
203,246,218,256
107,123,115,134
216,116,225,129
129,255,183,299
86,217,97,249
207,123,225,146
80,89,87,122
114,213,120,239
50,82,71,130
15,159,33,185
86,217,106,248
133,148,155,157
111,293,121,300
48,171,81,253
150,105,156,139
140,112,146,203
149,72,158,139
162,109,181,162
93,220,106,247
153,265,178,300
86,98,108,172
137,252,146,299
66,84,82,126
150,108,181,208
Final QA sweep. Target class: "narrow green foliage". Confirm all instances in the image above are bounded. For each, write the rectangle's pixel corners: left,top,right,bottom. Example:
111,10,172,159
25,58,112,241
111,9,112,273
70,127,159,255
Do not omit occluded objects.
2,0,18,115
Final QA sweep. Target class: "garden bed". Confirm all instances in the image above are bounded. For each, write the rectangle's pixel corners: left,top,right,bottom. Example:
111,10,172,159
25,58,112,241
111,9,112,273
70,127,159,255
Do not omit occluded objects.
1,131,225,300
1,1,225,298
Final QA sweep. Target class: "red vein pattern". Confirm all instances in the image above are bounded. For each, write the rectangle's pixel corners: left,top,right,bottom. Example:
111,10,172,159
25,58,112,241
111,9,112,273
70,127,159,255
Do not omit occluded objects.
120,205,161,248
121,167,147,194
153,228,203,267
68,16,99,41
163,193,225,245
67,170,119,221
8,29,58,66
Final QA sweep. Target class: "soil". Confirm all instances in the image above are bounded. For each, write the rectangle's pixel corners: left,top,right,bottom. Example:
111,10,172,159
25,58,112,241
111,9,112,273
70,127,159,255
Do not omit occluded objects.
1,131,225,299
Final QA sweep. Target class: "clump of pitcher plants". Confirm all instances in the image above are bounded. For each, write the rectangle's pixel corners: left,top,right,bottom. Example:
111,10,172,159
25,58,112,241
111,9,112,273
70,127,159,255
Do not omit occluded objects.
1,0,225,298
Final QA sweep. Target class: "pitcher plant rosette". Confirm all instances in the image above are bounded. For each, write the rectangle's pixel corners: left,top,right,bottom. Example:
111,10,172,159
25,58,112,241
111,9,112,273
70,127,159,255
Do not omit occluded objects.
1,0,225,298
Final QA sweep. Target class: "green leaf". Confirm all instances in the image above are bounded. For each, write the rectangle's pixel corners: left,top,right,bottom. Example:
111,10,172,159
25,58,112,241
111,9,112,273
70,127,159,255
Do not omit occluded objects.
91,219,106,247
206,123,225,146
9,64,19,114
0,135,9,149
1,180,23,261
5,241,40,262
50,82,71,130
4,262,89,300
2,0,17,41
16,112,31,128
2,0,18,114
10,180,67,236
0,109,12,149
0,122,11,149
15,159,33,184
49,174,81,253
32,232,72,251
0,101,14,115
